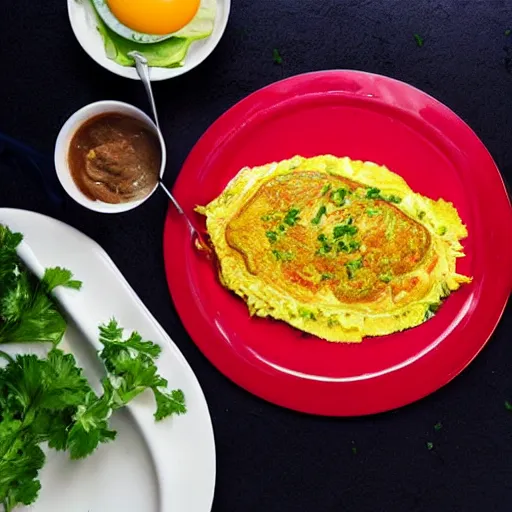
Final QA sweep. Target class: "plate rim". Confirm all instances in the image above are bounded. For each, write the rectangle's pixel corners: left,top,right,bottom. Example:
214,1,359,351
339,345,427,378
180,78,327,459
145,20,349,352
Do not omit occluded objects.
1,207,216,511
164,70,512,416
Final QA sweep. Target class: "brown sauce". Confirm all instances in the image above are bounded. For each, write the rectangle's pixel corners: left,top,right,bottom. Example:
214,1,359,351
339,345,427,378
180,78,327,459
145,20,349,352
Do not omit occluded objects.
68,113,161,204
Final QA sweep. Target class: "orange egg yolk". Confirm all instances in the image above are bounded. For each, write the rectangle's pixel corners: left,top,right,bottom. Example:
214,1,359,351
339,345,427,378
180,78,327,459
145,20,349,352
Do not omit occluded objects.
107,0,200,35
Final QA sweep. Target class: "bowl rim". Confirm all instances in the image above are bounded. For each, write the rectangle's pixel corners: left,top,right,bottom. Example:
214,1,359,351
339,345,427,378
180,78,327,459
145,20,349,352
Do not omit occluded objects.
54,100,166,214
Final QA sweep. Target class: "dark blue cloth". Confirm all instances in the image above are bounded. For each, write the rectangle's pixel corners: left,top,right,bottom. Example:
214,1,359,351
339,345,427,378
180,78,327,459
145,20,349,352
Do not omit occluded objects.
1,1,511,511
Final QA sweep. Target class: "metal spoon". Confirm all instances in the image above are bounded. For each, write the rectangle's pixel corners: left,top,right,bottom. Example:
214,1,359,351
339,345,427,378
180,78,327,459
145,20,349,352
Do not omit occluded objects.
128,50,211,253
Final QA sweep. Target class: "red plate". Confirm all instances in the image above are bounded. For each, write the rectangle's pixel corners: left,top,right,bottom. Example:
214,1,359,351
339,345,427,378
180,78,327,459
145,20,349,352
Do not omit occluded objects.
163,71,512,416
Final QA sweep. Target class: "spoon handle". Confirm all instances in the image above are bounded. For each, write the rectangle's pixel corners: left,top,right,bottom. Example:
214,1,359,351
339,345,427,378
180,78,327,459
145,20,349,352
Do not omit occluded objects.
129,52,161,130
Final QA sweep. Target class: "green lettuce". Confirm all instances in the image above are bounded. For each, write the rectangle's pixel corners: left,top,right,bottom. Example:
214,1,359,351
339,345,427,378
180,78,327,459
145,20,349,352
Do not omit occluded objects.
91,0,216,68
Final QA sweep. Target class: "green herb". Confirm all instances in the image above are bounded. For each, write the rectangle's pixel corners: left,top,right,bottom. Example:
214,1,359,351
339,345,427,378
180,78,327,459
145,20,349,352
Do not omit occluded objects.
426,441,434,450
386,194,402,204
311,206,327,225
434,422,443,432
365,187,401,204
506,29,511,36
299,309,316,320
266,231,278,243
337,240,360,253
0,225,186,510
505,401,512,411
327,317,339,328
366,208,382,217
316,234,332,255
261,214,272,221
272,48,283,65
379,272,393,283
330,188,349,206
437,226,447,236
283,208,300,226
317,244,332,255
333,219,358,238
0,320,186,510
94,4,216,68
321,273,334,281
272,249,293,261
345,257,363,279
418,211,426,220
366,187,381,200
414,33,424,47
278,224,286,232
321,184,332,196
0,226,82,345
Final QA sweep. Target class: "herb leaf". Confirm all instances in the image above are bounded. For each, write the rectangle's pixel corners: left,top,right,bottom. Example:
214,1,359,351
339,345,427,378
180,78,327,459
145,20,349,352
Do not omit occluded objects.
272,48,283,65
0,225,82,345
414,33,424,47
283,208,301,226
345,257,363,279
311,206,327,225
330,188,349,206
266,231,278,243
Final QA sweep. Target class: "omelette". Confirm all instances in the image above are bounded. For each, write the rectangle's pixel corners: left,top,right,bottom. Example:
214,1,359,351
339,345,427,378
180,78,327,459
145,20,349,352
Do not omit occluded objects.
196,155,472,342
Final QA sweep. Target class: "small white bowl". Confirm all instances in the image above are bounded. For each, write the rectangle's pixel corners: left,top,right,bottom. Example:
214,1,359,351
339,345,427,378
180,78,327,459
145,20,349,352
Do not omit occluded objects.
55,100,165,214
67,0,231,81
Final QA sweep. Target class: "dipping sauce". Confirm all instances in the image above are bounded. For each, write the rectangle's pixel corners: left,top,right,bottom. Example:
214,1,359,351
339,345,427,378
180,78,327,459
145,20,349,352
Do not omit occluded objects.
68,113,161,204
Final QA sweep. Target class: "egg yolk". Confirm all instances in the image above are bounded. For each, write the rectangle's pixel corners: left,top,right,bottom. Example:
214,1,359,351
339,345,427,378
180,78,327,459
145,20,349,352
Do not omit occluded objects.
107,0,200,35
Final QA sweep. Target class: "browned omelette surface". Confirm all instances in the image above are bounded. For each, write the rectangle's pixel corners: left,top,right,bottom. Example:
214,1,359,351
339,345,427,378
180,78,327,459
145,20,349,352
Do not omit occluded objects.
197,155,471,342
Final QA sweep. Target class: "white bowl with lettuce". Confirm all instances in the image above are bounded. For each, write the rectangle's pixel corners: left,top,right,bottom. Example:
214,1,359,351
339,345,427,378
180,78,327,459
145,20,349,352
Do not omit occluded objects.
68,0,230,80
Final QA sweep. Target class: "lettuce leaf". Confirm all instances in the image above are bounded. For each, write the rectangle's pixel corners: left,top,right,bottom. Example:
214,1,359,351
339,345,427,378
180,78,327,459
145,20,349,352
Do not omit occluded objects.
91,0,216,68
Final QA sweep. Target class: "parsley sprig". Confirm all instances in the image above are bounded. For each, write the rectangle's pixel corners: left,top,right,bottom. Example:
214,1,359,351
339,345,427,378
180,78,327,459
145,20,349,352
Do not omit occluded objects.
0,225,186,510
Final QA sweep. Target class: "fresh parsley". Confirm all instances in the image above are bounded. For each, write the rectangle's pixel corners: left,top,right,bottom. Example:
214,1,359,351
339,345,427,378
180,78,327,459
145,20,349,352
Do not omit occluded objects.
0,320,186,510
0,226,82,345
0,225,186,511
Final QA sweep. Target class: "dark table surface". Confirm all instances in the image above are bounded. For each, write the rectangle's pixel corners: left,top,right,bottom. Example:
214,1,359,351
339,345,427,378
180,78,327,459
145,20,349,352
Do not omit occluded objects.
1,1,512,511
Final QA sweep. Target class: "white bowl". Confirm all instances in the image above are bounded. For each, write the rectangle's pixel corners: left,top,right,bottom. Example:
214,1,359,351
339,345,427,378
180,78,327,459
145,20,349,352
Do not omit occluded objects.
67,0,231,81
55,100,165,214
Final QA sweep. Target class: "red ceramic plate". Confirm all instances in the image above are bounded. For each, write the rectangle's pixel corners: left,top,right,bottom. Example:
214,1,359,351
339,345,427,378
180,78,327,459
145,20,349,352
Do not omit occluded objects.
163,71,512,416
